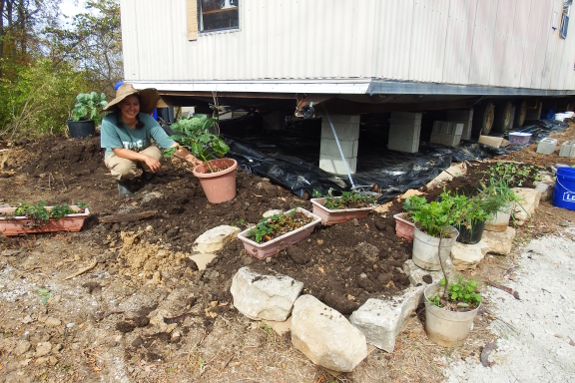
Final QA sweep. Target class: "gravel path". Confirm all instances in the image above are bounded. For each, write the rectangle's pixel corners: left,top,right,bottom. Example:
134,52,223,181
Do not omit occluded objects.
445,227,575,382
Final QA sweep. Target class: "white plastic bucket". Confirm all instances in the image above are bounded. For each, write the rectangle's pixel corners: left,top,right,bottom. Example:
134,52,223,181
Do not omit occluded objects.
555,113,568,121
564,111,575,118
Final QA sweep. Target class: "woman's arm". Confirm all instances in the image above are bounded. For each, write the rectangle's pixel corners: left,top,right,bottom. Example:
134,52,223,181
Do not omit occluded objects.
169,142,203,167
113,148,161,172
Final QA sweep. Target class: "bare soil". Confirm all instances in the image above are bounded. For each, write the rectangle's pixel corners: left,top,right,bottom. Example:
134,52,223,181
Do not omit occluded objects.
0,124,574,382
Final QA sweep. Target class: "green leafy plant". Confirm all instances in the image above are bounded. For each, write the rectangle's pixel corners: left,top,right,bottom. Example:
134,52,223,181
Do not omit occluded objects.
36,287,54,304
482,161,540,188
162,114,229,173
8,201,88,222
429,276,482,309
246,210,314,243
403,195,427,220
71,92,108,123
321,191,376,210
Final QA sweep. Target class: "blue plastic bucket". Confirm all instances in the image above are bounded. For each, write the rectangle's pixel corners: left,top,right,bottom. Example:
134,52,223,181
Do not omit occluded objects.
553,167,575,210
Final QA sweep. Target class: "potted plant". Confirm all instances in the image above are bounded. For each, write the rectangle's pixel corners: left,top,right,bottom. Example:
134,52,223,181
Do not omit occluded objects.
310,190,377,226
409,196,459,271
445,191,491,244
67,92,108,138
394,195,427,242
163,114,238,203
237,208,322,260
0,201,90,236
423,275,482,347
480,179,522,232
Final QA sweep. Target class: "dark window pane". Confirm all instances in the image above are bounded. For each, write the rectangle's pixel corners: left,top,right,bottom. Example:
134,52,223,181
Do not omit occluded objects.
201,0,239,32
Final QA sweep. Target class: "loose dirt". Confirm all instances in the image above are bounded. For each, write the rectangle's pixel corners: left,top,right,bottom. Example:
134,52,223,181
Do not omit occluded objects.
0,124,574,382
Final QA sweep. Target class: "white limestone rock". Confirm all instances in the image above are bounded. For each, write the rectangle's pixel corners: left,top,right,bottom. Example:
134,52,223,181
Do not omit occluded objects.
263,209,283,218
192,225,241,253
450,241,485,270
231,267,303,321
534,182,554,202
482,227,516,255
403,259,444,286
349,286,425,352
291,295,367,372
512,187,541,225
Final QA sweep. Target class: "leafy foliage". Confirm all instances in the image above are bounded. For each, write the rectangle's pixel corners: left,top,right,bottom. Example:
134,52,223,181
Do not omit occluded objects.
70,92,108,122
321,191,376,210
0,59,90,139
429,276,482,309
481,161,541,187
10,201,88,222
36,287,54,305
246,210,314,243
163,115,230,172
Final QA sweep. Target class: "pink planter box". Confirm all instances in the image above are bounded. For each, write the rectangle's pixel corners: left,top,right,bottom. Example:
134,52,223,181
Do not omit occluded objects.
310,197,376,226
393,213,415,242
0,206,90,236
238,207,321,260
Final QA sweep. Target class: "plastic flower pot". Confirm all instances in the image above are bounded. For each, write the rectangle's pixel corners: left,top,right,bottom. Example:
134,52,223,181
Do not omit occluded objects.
310,197,375,226
412,224,459,271
424,283,480,347
0,206,90,236
67,120,96,138
455,220,486,244
393,213,415,242
484,204,513,232
237,207,321,260
192,158,238,204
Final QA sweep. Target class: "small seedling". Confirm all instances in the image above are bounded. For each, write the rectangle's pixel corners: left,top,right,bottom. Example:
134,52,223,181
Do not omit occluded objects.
429,276,482,309
36,287,54,304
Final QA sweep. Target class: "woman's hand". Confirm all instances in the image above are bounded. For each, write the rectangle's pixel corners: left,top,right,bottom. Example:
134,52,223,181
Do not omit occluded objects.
143,156,162,173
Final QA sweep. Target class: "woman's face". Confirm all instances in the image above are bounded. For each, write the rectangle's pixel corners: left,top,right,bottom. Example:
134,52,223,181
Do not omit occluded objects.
119,95,140,120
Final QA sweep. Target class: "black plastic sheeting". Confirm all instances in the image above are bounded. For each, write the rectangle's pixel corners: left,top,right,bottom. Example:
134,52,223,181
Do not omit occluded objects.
166,117,569,204
504,119,569,150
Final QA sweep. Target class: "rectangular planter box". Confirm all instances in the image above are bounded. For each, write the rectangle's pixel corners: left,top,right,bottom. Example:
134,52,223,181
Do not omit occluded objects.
393,213,415,242
310,197,375,226
0,206,90,237
238,207,321,260
509,132,532,146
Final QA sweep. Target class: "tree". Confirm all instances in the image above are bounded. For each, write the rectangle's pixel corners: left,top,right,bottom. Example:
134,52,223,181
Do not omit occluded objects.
45,0,122,96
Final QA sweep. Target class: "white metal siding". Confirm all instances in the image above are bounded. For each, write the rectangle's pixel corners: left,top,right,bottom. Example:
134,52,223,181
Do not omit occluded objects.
121,0,575,91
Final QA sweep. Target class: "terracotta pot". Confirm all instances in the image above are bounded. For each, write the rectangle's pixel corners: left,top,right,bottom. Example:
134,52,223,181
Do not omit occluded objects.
0,206,90,236
237,207,321,260
393,213,415,242
193,158,238,204
310,197,375,226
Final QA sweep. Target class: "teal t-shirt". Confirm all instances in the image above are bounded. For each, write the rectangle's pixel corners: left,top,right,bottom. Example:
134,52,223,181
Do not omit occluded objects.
100,112,175,158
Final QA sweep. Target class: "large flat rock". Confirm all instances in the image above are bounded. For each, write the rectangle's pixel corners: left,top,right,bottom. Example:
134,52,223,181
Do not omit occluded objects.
350,286,425,352
450,241,485,270
193,225,240,253
512,187,541,225
482,227,516,255
230,267,303,321
291,295,367,372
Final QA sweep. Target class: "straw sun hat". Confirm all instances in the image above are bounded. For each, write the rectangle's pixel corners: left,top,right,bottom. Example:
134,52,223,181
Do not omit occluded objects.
103,83,160,114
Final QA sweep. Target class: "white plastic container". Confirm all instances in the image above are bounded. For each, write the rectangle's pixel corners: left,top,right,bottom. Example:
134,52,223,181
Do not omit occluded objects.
412,225,459,271
564,111,575,118
555,113,568,122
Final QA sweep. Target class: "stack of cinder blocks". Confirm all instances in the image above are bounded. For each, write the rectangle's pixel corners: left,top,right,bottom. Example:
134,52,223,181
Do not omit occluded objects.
319,115,360,174
447,109,473,140
387,112,422,153
536,138,558,154
559,141,575,158
430,121,464,147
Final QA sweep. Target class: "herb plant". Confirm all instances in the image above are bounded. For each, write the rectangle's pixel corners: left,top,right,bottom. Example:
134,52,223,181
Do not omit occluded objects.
71,92,108,123
246,210,314,243
9,201,88,222
429,276,482,310
162,114,229,173
321,191,376,210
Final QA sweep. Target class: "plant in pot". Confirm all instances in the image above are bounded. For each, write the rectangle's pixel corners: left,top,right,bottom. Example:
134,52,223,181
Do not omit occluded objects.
409,196,459,271
443,191,491,245
0,201,90,236
394,195,427,241
310,189,378,226
237,207,322,260
480,178,523,232
163,114,238,203
67,92,108,138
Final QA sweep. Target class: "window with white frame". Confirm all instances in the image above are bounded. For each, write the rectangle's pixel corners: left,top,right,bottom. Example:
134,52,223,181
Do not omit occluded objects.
560,0,571,39
199,0,239,33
